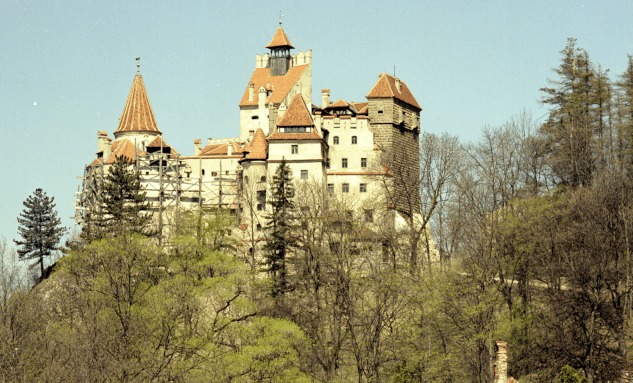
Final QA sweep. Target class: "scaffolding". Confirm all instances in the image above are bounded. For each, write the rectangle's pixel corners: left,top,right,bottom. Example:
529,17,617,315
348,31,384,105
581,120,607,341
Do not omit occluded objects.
74,142,241,243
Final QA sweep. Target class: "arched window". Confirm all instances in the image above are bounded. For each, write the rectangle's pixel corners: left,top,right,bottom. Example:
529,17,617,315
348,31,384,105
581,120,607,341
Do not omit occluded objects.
351,136,358,144
256,224,262,231
333,136,339,145
260,176,266,182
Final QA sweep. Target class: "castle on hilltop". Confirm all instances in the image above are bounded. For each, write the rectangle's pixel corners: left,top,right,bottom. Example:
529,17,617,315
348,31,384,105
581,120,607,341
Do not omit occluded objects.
76,24,433,259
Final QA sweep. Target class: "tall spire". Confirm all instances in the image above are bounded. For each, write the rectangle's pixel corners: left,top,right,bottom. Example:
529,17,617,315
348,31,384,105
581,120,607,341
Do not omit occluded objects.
114,69,161,136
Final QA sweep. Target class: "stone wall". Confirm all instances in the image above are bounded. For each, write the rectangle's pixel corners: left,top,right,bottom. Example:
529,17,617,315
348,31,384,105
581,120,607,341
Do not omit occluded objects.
368,98,420,215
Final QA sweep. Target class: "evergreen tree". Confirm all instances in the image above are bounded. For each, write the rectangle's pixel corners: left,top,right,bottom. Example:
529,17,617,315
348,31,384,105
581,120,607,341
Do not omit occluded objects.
82,155,153,241
14,188,66,277
616,55,633,171
263,158,296,297
540,39,597,187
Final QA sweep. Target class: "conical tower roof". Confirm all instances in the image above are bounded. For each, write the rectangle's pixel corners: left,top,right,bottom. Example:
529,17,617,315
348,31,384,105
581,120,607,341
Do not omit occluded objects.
265,27,294,49
114,74,162,135
240,128,268,162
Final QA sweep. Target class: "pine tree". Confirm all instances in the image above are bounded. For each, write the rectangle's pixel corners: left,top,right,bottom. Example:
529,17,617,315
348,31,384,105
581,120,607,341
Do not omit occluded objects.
14,188,66,277
263,158,296,297
540,39,597,187
616,55,633,171
82,155,154,241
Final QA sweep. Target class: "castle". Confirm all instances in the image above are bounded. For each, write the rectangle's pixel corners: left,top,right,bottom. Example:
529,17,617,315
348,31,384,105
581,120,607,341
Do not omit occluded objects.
76,24,432,258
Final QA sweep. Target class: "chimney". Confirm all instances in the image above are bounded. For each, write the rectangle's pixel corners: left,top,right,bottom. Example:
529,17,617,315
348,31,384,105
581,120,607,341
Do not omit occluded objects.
495,341,508,383
227,143,232,156
248,82,254,101
103,137,112,159
258,86,267,130
322,89,330,108
97,131,108,155
194,138,201,156
208,138,213,145
278,102,287,120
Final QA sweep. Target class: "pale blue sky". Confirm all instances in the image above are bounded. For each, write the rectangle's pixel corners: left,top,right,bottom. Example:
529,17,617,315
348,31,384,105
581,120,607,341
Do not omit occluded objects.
1,0,632,244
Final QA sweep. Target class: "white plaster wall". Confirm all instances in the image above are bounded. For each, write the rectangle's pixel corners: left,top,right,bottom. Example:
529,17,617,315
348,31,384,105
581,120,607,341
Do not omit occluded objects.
327,119,372,172
267,139,323,162
239,105,262,142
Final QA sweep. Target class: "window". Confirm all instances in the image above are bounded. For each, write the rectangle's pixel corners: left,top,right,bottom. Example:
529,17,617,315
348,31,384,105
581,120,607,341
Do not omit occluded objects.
378,110,383,114
285,127,308,133
212,171,218,177
257,190,266,198
257,203,263,211
327,183,334,193
260,176,266,182
342,183,349,193
326,158,330,168
360,183,367,193
145,171,149,175
256,224,262,231
342,158,348,168
351,136,357,144
291,144,298,154
361,158,367,168
245,176,249,184
252,116,259,120
301,170,308,180
202,169,205,176
333,136,339,145
226,171,229,175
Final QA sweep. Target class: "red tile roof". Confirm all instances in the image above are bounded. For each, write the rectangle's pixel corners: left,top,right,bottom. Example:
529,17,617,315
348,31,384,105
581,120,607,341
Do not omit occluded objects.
114,74,162,134
103,139,147,164
277,93,314,127
193,138,201,144
146,136,170,148
268,129,323,141
352,102,368,114
265,27,294,49
326,99,351,109
366,73,421,110
199,142,242,156
98,131,108,136
240,128,268,161
239,65,308,107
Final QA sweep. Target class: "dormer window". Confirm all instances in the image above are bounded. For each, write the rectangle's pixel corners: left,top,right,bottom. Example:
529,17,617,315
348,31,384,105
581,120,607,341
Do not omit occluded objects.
267,90,272,97
282,126,309,133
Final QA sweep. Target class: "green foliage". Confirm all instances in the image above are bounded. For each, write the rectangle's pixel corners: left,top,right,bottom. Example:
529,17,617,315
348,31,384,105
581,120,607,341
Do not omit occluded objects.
14,188,66,277
560,365,589,383
1,211,311,381
82,155,153,242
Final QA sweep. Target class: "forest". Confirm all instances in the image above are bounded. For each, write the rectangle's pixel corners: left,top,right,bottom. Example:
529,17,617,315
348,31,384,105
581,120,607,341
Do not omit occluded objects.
2,38,633,382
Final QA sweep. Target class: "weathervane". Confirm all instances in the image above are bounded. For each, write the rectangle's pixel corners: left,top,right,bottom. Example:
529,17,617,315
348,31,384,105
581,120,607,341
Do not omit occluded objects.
136,55,140,73
279,10,283,26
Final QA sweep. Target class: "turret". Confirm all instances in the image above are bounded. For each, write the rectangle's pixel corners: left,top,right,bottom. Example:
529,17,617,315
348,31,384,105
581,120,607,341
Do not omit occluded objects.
265,25,294,76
